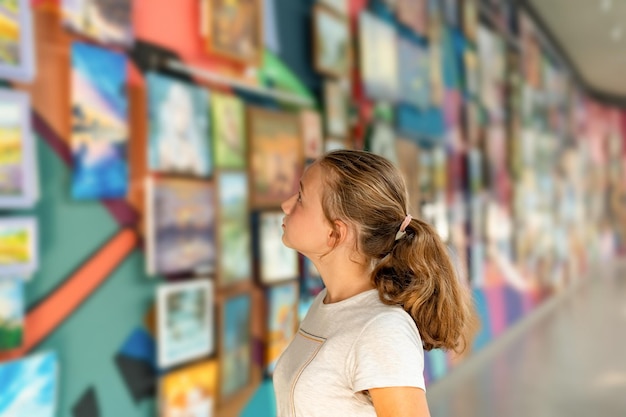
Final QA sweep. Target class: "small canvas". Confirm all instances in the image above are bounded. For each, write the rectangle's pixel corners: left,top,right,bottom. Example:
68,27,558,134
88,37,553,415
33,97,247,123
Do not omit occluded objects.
258,211,299,285
323,79,349,138
216,171,251,287
0,88,38,208
205,0,263,65
359,11,399,102
0,351,58,417
313,4,351,78
62,0,133,47
0,277,24,350
71,42,129,200
0,0,35,82
211,93,246,169
157,279,214,369
145,177,216,276
159,359,218,417
219,292,252,400
265,281,299,375
366,122,399,167
248,107,303,209
147,72,211,177
0,217,37,278
398,38,430,110
300,109,324,161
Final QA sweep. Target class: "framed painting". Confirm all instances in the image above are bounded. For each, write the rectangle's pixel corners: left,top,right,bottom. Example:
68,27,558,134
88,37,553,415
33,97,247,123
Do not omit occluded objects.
366,122,399,167
397,0,427,36
313,3,351,78
265,281,299,376
71,42,129,200
216,171,252,288
0,216,37,278
157,279,214,369
0,351,58,417
218,291,252,401
0,0,35,82
0,88,38,209
0,277,24,350
145,177,216,276
257,211,299,286
248,107,303,209
159,359,218,417
300,109,324,161
62,0,133,47
147,72,212,177
358,11,399,102
212,93,246,169
398,37,430,110
205,0,263,65
323,79,349,138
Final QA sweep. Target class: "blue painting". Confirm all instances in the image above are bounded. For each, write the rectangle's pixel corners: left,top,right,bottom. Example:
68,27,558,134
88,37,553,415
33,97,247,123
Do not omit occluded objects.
147,72,211,177
70,42,128,200
0,351,58,417
0,277,24,350
220,293,251,400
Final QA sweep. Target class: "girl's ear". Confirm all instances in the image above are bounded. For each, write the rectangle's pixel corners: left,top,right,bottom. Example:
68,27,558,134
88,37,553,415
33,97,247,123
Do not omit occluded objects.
327,220,348,247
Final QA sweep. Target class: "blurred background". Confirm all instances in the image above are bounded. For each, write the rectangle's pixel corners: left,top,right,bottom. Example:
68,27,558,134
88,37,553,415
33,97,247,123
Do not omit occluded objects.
0,0,625,416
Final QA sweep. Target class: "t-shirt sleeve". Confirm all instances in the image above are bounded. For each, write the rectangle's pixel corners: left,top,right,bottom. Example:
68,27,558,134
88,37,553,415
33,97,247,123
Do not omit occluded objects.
350,312,426,393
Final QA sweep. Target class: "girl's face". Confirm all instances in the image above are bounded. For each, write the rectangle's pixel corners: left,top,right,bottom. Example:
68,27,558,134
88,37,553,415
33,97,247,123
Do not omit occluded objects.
280,163,332,258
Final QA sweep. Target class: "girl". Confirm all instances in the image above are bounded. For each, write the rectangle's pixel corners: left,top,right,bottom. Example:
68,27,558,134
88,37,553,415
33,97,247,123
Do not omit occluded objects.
274,150,477,417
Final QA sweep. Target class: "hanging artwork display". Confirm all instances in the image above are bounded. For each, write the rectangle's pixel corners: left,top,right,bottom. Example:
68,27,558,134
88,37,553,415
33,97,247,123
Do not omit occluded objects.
157,279,215,369
0,277,24,350
145,177,216,276
159,359,218,417
0,0,35,82
0,216,38,278
0,88,38,208
147,72,212,177
211,93,246,169
265,281,299,375
248,107,303,209
71,42,129,200
61,0,134,47
312,3,351,78
257,210,299,285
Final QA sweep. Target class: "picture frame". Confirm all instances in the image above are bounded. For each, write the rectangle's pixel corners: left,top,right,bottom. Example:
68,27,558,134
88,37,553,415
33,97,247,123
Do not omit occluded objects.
211,93,246,169
398,37,430,110
205,0,264,66
358,11,399,102
218,290,253,402
147,72,212,177
71,42,129,200
0,0,35,82
0,88,38,209
61,0,134,47
0,351,58,417
265,280,299,376
300,109,324,161
248,107,303,209
366,121,399,167
216,171,252,288
0,216,38,278
145,177,216,276
312,3,351,78
158,359,218,417
323,79,349,138
256,211,300,286
156,279,214,369
0,277,24,350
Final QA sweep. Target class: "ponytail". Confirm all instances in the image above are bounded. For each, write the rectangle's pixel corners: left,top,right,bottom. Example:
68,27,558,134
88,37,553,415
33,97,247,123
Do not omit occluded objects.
372,218,478,353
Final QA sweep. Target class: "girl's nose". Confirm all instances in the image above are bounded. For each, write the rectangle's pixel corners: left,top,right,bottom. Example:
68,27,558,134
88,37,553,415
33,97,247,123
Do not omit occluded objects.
281,194,296,214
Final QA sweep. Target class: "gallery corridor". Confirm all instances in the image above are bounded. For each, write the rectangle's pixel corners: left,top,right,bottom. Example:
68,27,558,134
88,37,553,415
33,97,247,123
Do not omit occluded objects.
426,262,626,417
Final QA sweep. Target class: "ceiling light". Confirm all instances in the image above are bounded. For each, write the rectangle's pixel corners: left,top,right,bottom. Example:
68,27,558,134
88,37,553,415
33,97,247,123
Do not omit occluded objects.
601,0,613,12
611,25,623,41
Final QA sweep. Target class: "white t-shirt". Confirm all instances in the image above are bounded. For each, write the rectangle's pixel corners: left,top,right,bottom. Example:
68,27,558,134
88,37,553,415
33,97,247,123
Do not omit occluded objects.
273,288,425,417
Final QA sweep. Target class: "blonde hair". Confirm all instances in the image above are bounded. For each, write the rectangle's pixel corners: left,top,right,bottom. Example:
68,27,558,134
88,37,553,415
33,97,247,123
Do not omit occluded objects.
318,150,478,353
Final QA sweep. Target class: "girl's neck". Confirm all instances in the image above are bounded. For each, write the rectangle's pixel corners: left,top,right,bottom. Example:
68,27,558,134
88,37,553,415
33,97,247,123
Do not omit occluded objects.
312,252,375,304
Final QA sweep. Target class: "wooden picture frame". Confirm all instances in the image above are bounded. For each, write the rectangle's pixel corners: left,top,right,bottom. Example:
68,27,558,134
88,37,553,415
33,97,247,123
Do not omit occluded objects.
312,3,351,78
323,79,349,138
204,0,264,66
247,107,303,209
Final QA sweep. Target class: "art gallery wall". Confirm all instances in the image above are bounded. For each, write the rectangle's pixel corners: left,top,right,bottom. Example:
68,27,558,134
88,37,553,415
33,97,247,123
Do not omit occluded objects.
1,1,626,417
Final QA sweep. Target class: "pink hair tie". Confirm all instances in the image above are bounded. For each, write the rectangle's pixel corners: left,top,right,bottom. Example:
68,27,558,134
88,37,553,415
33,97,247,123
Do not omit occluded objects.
394,214,413,241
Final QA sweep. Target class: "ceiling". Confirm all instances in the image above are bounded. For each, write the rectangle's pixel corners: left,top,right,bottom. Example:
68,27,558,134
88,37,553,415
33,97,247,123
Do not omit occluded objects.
523,0,626,103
